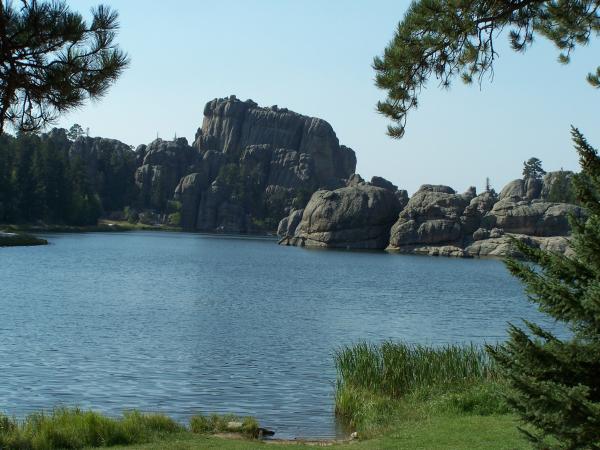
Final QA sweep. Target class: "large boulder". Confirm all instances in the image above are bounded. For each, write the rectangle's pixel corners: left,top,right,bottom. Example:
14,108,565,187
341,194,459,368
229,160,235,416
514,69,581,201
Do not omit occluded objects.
461,191,497,235
174,173,206,230
482,199,584,236
370,176,397,192
499,178,542,201
277,209,304,238
388,185,469,248
466,234,573,258
284,184,402,249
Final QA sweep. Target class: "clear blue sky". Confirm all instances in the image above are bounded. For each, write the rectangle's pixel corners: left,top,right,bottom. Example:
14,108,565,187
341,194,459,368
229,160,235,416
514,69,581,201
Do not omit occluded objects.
56,0,600,194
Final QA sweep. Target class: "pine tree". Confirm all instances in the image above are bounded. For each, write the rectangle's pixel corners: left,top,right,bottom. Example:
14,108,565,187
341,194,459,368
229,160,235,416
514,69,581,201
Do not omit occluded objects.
0,134,16,222
0,1,129,135
67,124,85,141
522,157,546,180
487,128,600,449
376,2,600,446
374,0,600,137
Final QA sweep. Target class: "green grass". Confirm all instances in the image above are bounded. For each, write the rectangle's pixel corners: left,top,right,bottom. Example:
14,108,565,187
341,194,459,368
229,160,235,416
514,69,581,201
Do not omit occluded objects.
0,409,264,450
335,341,498,399
0,343,529,449
0,408,184,449
334,341,521,444
100,415,527,449
189,414,259,437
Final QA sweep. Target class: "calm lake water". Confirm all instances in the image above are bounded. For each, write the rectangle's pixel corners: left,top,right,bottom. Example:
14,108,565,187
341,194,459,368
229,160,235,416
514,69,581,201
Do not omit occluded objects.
0,232,554,438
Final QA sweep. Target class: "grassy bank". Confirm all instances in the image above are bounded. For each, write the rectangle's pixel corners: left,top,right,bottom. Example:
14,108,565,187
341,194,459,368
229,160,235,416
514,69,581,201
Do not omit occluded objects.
0,409,263,449
0,344,529,449
333,342,526,447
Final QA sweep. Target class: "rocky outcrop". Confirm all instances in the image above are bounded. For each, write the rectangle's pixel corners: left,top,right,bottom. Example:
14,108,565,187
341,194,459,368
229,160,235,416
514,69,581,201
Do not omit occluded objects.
540,170,576,203
169,96,357,232
481,198,584,236
280,172,583,257
465,234,573,258
388,185,469,248
135,138,202,211
277,209,304,238
194,96,356,186
499,178,542,201
385,177,584,256
279,182,402,249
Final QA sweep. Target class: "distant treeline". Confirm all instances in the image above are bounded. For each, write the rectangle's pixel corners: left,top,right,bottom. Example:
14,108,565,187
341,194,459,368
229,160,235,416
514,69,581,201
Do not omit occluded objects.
0,129,137,226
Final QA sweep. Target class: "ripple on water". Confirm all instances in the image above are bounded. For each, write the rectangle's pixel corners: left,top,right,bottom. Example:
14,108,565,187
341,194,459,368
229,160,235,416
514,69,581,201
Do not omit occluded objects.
0,232,557,438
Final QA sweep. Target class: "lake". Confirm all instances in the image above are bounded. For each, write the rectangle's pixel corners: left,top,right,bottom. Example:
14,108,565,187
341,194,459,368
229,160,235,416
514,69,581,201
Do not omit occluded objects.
0,232,552,438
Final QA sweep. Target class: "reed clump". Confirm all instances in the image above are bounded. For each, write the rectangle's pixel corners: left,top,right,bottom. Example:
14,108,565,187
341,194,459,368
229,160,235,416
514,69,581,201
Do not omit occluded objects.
334,342,507,434
0,408,264,449
335,342,498,398
0,408,183,449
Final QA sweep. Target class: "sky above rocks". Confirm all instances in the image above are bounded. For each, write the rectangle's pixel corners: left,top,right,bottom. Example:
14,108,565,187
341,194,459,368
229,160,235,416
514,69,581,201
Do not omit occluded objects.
56,0,600,194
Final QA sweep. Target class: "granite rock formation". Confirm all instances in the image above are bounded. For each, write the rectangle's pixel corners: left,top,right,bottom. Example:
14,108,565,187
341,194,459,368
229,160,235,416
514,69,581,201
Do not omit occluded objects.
280,171,583,257
135,137,202,211
278,179,403,249
170,96,357,232
385,174,584,257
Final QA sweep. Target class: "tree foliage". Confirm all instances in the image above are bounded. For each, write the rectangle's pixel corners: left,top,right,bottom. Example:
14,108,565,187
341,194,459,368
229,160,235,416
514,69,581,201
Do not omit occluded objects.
522,156,546,180
375,0,600,138
0,128,136,225
488,128,600,449
378,2,600,447
67,123,84,140
546,169,577,203
0,0,129,135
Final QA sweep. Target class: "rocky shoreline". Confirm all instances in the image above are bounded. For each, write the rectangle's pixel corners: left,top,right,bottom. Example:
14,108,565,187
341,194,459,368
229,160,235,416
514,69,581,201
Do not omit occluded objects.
278,173,583,258
1,95,582,257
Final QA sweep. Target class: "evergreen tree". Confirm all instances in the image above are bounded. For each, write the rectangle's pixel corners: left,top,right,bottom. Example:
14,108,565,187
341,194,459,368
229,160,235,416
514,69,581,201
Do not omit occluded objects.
523,157,546,180
375,2,600,447
14,133,39,222
547,170,577,204
488,128,600,449
67,154,101,225
374,0,600,137
67,124,85,141
0,1,129,135
0,134,16,222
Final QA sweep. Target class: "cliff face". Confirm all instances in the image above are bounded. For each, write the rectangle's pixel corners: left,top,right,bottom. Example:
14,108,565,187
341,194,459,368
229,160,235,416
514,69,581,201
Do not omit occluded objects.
279,172,584,257
134,137,202,211
166,96,356,232
194,97,356,185
24,96,356,232
17,95,579,255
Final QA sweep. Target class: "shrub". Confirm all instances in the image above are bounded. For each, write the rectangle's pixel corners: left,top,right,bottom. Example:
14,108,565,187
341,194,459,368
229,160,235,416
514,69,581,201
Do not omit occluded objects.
0,408,183,449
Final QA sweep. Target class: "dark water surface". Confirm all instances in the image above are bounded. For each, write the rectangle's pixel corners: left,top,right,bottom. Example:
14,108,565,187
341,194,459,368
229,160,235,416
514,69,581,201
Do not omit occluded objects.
0,232,552,438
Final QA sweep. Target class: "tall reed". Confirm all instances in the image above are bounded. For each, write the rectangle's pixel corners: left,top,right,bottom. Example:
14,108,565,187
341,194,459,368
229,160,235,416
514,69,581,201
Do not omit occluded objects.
0,408,183,449
334,341,498,399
